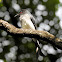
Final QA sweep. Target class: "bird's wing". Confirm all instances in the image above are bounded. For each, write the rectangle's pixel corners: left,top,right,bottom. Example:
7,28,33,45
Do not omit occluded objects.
30,15,37,29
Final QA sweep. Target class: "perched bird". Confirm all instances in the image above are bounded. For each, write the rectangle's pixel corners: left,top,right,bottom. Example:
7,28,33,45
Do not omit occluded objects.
14,9,44,57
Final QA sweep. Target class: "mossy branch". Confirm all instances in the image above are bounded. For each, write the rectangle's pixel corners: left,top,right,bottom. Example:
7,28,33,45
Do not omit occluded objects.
0,19,62,49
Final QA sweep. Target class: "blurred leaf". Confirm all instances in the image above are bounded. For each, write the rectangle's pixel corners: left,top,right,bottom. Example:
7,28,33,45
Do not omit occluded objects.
0,3,3,7
0,0,2,2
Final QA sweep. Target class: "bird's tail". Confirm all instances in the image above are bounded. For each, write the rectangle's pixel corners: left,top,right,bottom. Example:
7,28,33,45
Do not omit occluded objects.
32,39,44,56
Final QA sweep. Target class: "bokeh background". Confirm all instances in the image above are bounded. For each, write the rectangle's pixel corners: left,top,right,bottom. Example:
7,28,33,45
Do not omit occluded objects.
0,0,62,62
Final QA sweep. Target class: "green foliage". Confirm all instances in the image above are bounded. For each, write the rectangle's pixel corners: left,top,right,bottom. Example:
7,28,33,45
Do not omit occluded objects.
0,0,62,62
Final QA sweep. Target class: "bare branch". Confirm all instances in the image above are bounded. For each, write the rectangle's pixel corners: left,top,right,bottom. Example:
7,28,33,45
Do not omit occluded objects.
0,19,62,49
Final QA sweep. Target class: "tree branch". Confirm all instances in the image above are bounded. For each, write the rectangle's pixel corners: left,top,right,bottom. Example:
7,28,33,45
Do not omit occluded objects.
0,19,62,49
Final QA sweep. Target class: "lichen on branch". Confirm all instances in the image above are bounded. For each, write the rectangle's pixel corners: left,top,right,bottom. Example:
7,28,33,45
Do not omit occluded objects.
0,19,62,49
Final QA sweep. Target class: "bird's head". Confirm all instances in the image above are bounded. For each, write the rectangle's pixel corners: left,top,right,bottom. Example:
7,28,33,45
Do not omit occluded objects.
14,9,29,17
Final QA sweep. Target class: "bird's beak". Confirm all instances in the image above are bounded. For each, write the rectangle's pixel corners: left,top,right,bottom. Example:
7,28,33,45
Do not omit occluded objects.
14,13,20,17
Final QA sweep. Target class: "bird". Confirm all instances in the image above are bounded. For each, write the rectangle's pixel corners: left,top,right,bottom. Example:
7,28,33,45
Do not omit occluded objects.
14,9,44,58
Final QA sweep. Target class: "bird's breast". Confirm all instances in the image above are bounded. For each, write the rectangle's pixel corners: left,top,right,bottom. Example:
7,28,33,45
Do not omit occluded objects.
21,19,35,30
20,14,35,30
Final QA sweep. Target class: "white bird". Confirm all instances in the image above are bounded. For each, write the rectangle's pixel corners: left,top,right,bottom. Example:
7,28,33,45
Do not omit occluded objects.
14,9,44,56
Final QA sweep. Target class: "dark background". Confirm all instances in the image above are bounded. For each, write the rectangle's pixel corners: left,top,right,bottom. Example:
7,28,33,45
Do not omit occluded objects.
0,0,62,62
